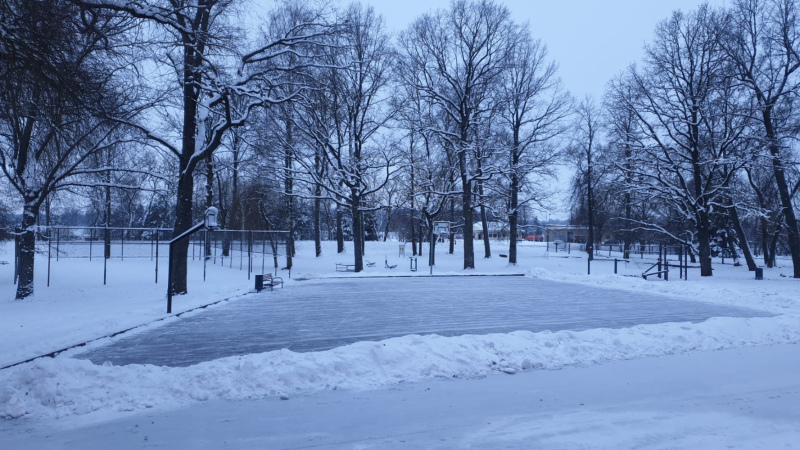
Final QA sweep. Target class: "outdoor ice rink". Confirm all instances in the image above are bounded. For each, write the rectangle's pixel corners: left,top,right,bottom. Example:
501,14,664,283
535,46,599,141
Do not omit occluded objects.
77,275,771,367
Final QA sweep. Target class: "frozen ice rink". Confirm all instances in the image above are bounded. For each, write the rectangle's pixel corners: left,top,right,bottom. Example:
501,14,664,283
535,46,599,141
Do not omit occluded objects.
77,275,771,367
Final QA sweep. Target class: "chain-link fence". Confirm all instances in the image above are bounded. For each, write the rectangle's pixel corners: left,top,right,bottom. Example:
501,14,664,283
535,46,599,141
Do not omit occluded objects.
14,226,290,287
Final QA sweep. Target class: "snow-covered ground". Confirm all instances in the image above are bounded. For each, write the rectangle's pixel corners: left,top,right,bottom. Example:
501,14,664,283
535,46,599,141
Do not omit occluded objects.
1,239,799,448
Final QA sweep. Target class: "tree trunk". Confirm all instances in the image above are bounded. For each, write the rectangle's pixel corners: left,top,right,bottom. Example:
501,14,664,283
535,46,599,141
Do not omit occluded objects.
204,154,213,260
764,114,800,277
284,113,294,269
223,147,240,257
351,194,364,272
729,205,757,270
508,172,519,264
697,211,713,277
769,229,780,268
449,195,455,255
623,146,632,259
171,37,202,296
458,136,475,268
383,206,391,241
586,171,594,261
480,203,490,258
760,217,771,267
104,155,112,259
313,185,322,257
336,205,344,253
461,182,475,269
15,203,39,299
170,159,194,296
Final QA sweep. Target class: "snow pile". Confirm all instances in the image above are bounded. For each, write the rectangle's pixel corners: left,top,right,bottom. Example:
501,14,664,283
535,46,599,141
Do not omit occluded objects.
3,314,800,420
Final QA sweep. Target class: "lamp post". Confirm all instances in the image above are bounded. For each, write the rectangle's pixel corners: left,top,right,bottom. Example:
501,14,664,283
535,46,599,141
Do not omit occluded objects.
167,207,220,313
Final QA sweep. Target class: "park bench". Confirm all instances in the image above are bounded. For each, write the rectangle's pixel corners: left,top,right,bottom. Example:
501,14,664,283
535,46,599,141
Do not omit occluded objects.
336,263,355,272
255,273,284,292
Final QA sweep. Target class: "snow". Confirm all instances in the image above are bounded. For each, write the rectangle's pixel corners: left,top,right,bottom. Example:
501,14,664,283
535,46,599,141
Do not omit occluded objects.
1,239,799,447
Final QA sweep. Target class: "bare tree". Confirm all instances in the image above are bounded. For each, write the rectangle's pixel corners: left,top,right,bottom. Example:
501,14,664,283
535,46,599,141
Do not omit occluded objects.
568,97,603,260
398,0,519,269
719,0,800,278
0,0,138,299
76,0,335,294
498,34,570,264
618,6,749,276
295,3,395,272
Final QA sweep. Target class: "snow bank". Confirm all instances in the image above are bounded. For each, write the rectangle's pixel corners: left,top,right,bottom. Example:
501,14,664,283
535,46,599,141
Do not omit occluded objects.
3,314,800,420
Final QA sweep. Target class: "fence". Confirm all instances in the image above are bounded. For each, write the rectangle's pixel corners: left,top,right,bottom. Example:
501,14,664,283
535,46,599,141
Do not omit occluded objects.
14,226,289,287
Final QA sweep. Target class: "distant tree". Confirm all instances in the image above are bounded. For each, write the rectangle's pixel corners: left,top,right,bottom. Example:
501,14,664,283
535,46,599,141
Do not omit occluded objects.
295,3,395,272
0,0,137,299
498,34,570,264
76,0,336,294
619,6,750,276
567,97,603,259
398,0,519,269
719,0,800,278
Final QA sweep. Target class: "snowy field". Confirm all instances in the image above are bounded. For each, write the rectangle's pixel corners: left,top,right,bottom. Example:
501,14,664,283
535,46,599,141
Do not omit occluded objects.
1,239,800,448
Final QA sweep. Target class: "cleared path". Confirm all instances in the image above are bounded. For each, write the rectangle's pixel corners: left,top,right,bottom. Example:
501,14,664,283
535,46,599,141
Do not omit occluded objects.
77,276,770,367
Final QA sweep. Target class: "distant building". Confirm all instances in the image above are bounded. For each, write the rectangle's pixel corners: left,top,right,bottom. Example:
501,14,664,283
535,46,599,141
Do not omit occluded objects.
544,225,588,243
472,222,523,240
544,225,617,243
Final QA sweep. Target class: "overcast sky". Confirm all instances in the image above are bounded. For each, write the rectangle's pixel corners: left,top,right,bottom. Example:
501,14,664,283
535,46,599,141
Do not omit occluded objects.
363,0,727,100
245,0,729,219
357,0,729,218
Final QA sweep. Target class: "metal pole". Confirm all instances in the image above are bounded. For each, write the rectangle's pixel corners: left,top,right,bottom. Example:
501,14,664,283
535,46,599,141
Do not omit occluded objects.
248,230,253,280
658,243,663,279
103,227,108,285
167,240,173,313
203,230,208,282
47,230,51,287
155,230,159,283
587,256,591,275
89,228,93,262
614,258,618,274
13,229,19,285
429,225,434,275
685,244,689,281
121,229,124,261
56,228,60,262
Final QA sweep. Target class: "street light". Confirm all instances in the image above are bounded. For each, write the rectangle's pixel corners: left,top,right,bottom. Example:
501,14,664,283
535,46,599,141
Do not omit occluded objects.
205,206,219,230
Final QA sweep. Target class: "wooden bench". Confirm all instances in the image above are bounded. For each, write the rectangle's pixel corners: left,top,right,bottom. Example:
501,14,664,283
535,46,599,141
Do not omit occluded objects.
336,263,355,272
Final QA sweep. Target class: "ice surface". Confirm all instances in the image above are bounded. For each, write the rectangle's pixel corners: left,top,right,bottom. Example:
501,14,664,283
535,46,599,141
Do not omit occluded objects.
76,276,770,367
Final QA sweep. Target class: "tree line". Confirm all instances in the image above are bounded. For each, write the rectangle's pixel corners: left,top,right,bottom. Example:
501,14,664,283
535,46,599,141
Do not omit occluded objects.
1,0,799,300
577,0,800,279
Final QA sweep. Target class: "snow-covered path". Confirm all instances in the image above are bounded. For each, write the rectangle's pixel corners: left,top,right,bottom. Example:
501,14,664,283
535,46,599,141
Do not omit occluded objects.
77,276,770,367
2,344,798,449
